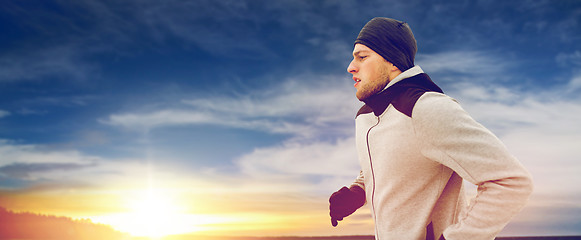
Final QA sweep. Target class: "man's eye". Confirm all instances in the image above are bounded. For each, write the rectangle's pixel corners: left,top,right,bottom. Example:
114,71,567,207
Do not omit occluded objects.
359,56,368,60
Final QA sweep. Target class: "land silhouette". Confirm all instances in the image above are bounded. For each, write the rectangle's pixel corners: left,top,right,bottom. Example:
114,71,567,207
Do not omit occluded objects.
0,206,128,240
1,206,579,240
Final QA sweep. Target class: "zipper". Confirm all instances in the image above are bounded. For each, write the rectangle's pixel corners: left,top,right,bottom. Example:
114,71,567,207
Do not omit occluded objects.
366,116,380,239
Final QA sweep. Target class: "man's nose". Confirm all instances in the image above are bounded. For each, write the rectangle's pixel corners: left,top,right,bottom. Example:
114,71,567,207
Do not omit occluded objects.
347,60,357,73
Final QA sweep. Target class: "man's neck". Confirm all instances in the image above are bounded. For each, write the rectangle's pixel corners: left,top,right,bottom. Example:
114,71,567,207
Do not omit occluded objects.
383,65,424,90
388,70,402,83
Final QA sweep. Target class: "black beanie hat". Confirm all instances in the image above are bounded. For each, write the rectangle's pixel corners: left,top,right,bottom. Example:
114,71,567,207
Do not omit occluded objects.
354,17,417,72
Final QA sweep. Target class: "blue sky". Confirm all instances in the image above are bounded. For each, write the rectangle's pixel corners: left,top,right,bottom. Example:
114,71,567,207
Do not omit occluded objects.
1,0,581,237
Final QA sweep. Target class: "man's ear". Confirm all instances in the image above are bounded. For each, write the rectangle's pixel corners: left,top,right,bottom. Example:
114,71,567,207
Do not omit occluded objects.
385,60,400,73
393,66,401,73
389,63,402,75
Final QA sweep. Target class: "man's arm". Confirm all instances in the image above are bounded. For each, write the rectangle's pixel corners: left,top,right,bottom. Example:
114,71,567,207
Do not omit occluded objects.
328,171,366,227
352,170,365,190
413,93,533,240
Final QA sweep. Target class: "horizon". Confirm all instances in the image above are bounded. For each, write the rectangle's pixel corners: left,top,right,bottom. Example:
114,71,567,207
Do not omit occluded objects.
1,0,581,238
2,205,581,240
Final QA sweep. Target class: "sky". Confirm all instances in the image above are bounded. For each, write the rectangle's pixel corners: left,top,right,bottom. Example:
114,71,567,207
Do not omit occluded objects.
0,0,580,238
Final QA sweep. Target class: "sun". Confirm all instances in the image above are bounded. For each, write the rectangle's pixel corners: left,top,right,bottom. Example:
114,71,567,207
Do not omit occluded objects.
124,189,189,238
93,188,202,239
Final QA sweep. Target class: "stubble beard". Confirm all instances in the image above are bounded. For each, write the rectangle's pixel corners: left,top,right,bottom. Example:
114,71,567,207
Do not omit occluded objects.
356,66,391,102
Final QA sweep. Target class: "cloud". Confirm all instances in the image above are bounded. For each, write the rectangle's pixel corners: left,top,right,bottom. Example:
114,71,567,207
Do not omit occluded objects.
15,108,48,116
0,140,151,189
319,39,354,62
99,72,364,195
236,137,359,177
231,136,361,195
0,45,96,82
566,73,581,93
132,1,276,59
101,0,347,60
18,95,100,110
0,162,96,179
102,109,215,131
102,74,360,138
0,140,98,166
416,51,509,78
0,110,10,118
556,51,581,93
0,140,102,186
81,0,363,61
556,50,581,67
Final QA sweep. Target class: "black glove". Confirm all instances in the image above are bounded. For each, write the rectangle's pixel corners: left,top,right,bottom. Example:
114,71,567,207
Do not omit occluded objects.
329,186,365,227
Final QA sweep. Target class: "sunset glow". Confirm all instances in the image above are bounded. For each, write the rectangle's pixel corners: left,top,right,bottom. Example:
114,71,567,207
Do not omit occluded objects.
88,188,283,238
90,189,195,238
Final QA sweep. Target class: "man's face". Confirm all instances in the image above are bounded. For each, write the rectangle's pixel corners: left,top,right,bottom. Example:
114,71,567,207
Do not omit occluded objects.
347,44,394,101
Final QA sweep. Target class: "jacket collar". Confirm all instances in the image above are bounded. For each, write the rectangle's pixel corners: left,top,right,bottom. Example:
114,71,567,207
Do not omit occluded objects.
358,66,443,117
383,65,426,91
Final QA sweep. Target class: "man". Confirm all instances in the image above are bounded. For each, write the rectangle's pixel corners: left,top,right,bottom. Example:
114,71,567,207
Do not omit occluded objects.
328,17,533,240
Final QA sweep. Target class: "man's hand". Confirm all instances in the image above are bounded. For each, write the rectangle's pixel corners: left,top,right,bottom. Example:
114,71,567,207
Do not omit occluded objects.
329,186,365,227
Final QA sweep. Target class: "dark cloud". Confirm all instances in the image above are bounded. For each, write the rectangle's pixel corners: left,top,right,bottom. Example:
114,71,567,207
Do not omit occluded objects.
0,162,96,179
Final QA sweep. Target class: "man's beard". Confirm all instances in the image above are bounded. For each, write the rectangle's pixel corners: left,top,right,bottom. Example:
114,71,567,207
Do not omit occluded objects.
357,68,390,102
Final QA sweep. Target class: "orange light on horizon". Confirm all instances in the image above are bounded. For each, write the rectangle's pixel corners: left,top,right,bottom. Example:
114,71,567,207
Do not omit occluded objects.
1,184,376,238
88,188,200,238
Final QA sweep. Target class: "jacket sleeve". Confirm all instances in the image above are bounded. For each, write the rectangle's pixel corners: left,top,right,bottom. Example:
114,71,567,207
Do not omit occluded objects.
352,170,365,190
412,93,533,240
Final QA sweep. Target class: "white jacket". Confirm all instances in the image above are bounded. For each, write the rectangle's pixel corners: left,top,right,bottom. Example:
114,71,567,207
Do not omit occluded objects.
352,66,533,240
